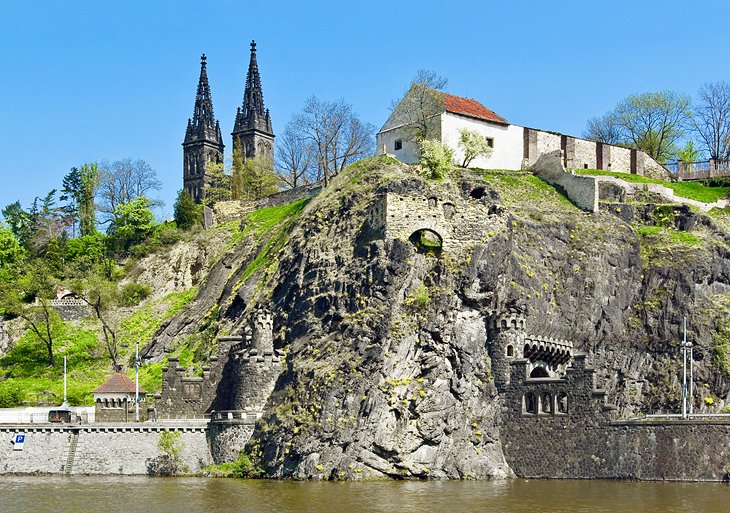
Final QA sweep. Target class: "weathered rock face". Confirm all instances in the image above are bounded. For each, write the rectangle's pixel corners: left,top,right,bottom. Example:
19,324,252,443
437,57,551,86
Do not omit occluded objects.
143,158,730,479
232,161,730,479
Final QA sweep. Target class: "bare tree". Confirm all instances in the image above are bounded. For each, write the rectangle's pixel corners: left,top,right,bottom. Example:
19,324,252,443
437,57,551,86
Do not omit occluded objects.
388,69,448,142
689,81,730,161
291,96,374,187
582,113,622,144
275,121,315,188
98,158,162,223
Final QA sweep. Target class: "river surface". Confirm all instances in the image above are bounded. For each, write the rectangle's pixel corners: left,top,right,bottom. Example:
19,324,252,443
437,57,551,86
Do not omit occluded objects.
1,477,729,513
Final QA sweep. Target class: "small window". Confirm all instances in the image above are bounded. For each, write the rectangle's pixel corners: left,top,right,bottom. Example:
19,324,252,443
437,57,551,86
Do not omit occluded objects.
506,345,514,357
394,139,403,151
524,393,537,414
487,138,494,148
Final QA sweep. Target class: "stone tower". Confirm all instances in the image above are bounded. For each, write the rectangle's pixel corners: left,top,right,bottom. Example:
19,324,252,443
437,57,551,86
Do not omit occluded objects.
232,41,274,161
182,54,224,203
486,308,527,390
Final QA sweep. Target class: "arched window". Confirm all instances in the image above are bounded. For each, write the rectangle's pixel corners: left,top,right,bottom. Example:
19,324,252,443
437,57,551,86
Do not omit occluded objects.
557,392,568,414
524,393,537,414
530,366,550,378
540,393,552,414
506,345,514,357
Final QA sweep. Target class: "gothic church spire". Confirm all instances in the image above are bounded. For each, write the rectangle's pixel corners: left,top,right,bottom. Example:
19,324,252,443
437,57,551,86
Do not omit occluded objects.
183,54,224,203
232,41,274,160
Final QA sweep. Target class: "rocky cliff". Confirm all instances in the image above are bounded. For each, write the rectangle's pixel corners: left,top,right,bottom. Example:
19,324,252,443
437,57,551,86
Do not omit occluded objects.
147,156,730,479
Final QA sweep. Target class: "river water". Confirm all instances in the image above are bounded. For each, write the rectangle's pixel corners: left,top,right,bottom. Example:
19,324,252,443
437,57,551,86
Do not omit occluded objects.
1,477,729,513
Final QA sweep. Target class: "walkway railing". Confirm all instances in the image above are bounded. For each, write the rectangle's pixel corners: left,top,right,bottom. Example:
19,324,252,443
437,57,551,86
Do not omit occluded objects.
677,159,730,181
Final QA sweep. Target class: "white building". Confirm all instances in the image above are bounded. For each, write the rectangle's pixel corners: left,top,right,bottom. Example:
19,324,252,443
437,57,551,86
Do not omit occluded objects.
377,86,667,178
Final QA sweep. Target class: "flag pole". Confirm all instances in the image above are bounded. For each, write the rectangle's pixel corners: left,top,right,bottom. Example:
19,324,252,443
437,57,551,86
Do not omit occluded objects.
135,343,140,422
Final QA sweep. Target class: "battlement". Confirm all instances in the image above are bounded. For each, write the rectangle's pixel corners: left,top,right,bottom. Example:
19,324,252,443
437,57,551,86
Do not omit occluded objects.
523,335,573,366
487,309,527,331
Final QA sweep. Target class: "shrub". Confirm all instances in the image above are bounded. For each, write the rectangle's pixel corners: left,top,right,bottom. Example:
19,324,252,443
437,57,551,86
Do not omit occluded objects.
119,282,151,307
419,139,454,180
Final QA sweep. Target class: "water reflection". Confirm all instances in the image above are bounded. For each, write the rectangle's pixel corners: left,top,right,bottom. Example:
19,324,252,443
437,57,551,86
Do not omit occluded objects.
0,476,729,513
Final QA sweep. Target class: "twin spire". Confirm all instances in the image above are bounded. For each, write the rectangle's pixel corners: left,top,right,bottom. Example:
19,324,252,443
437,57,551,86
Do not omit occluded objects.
184,41,273,149
184,53,223,145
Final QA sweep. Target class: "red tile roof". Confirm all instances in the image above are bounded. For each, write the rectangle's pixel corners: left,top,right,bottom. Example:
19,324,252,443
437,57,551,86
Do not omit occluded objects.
92,373,147,395
443,93,509,125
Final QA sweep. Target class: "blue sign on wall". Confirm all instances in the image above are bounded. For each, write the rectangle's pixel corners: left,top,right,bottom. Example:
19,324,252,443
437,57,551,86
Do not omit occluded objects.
12,434,25,451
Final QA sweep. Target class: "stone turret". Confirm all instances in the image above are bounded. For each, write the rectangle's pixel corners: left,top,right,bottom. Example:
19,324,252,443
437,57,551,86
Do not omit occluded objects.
231,308,283,413
232,41,275,161
486,308,527,389
183,54,225,203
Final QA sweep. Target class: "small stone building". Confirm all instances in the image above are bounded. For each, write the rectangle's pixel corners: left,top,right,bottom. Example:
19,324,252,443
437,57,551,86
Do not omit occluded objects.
92,373,147,422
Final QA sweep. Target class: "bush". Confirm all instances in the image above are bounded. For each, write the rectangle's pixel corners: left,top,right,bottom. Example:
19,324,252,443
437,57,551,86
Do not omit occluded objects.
119,282,151,306
419,139,454,180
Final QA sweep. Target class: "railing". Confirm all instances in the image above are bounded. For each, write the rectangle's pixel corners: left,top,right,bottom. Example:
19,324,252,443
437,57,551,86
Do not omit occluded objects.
677,159,730,180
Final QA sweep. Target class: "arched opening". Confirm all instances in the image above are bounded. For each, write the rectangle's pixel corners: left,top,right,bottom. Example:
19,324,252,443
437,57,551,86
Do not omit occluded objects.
470,187,486,199
540,393,552,414
530,366,550,378
409,229,443,256
506,345,514,357
557,392,568,414
428,196,438,208
524,393,537,414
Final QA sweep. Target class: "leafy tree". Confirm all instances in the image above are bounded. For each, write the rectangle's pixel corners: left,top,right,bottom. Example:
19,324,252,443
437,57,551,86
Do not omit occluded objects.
71,272,120,369
60,167,83,237
108,196,155,250
677,140,702,163
585,91,690,163
232,153,281,200
0,261,61,367
291,96,374,187
0,226,25,282
458,128,494,167
689,81,730,161
173,190,201,230
2,201,35,248
419,139,454,180
65,232,109,273
389,69,448,143
78,163,100,236
98,159,162,223
203,162,232,204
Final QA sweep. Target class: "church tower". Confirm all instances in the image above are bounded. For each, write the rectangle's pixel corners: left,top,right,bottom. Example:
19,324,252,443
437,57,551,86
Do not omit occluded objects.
182,54,224,203
232,41,274,161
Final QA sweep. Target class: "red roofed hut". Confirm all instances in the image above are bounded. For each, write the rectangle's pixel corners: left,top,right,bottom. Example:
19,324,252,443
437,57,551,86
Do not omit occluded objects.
92,373,147,422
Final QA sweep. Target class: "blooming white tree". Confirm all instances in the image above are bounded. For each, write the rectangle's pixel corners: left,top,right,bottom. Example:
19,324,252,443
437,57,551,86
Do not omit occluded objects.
458,129,493,167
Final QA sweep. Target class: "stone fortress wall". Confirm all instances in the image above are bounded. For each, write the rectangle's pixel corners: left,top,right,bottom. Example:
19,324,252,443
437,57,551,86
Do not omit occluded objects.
370,182,509,256
489,311,730,481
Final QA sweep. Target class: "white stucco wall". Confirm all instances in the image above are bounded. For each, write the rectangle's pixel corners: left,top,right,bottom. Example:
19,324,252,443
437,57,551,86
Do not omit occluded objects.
376,126,423,164
440,113,524,170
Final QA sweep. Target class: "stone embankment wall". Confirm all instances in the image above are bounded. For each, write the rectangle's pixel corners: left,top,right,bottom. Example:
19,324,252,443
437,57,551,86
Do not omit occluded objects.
0,424,211,475
531,151,598,212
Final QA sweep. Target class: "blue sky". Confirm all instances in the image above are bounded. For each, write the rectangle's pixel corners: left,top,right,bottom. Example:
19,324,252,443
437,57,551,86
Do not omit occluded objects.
1,0,728,219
